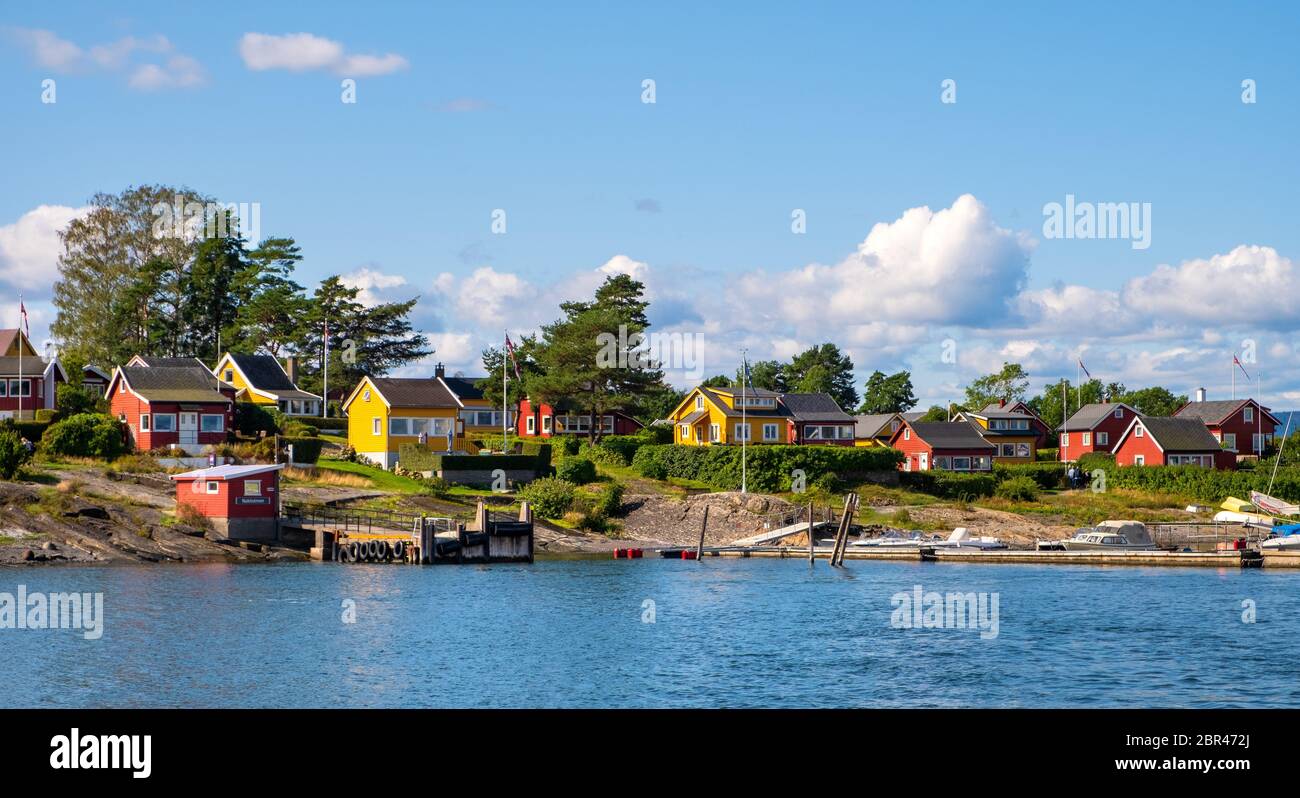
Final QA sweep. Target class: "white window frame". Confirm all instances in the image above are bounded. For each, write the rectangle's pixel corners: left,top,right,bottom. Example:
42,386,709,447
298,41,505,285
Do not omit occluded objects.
372,417,382,436
200,414,225,433
953,457,972,471
1096,431,1108,446
1082,432,1091,445
1135,425,1144,438
8,379,31,397
709,423,720,443
389,418,411,436
1223,433,1236,450
762,423,779,441
734,423,751,442
153,413,176,432
1060,433,1068,447
694,396,704,410
527,416,536,434
679,423,689,440
1114,408,1124,418
206,480,220,494
1244,407,1254,423
1134,454,1145,466
542,415,553,433
245,480,262,496
904,428,911,441
363,389,371,402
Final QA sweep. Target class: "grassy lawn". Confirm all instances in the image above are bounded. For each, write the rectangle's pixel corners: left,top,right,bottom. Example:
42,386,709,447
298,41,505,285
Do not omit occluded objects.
974,487,1194,526
314,459,430,494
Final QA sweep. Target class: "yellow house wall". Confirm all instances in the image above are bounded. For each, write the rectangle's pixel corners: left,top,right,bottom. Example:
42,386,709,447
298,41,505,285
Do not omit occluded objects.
216,358,277,406
986,435,1038,463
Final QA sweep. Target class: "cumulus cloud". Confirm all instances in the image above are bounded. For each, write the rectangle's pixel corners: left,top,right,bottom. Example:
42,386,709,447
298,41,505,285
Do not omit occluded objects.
239,32,409,76
1122,245,1297,327
340,267,409,307
6,28,204,89
0,205,89,292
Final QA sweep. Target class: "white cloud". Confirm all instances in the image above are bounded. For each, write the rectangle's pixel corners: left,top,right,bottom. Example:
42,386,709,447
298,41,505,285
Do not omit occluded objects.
239,32,409,76
1122,245,1297,327
341,267,409,307
6,27,203,90
0,205,90,292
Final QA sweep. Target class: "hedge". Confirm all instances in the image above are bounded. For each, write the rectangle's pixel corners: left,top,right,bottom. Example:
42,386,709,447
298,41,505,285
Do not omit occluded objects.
397,443,545,474
284,415,346,431
631,444,904,492
282,436,324,465
1089,462,1300,504
555,457,597,484
0,419,52,442
580,434,650,466
994,462,1066,490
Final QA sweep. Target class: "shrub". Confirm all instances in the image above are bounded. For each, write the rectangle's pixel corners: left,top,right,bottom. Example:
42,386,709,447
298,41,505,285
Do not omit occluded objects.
994,462,1066,490
0,430,32,479
423,475,451,498
282,419,319,438
518,477,577,518
581,435,648,466
106,453,162,474
900,470,997,499
558,436,581,456
34,409,59,423
234,403,280,437
555,457,597,485
813,471,842,492
995,475,1041,501
176,502,213,531
282,436,324,465
56,383,104,416
1036,447,1059,462
631,444,904,492
594,481,625,517
0,419,52,442
40,413,126,459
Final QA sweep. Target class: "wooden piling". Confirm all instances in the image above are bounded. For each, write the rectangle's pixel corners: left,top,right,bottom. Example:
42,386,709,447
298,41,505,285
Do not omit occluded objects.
695,505,709,561
806,503,815,565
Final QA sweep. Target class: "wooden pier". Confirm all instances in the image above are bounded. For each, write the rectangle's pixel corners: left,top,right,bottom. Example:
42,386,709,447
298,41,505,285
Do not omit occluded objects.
283,499,533,565
1261,549,1300,568
927,547,1262,567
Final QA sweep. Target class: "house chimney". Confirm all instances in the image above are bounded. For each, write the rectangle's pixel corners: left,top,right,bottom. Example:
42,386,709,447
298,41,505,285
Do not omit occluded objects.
434,362,445,379
998,398,1006,408
1195,387,1206,403
284,356,298,384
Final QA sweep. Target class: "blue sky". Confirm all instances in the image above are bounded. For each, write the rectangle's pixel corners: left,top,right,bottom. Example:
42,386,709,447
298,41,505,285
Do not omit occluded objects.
2,2,1299,407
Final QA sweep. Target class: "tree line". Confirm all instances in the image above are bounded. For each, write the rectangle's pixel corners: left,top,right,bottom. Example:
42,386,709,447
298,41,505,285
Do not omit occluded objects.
51,184,430,402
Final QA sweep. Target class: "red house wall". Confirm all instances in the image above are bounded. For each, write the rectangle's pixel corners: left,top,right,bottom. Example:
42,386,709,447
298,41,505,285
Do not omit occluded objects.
0,374,49,414
517,398,642,438
175,472,278,519
110,389,231,451
1206,403,1276,453
1113,429,1165,466
1060,407,1136,460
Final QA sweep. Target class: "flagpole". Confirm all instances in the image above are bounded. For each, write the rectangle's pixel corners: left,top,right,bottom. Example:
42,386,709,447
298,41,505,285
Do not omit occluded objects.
1062,379,1068,462
17,294,23,421
503,331,508,453
322,321,329,418
1232,357,1235,401
740,349,747,495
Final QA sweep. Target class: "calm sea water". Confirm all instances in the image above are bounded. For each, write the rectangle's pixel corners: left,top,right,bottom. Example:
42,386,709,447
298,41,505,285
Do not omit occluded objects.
2,558,1298,708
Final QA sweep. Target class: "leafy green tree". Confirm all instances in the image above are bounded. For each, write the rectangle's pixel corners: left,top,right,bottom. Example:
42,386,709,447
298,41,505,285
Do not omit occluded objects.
56,383,105,416
479,333,541,410
859,370,917,414
700,374,732,388
1118,386,1187,417
964,362,1030,410
1028,378,1104,431
736,360,786,392
235,237,309,357
0,429,31,479
784,343,858,409
917,404,953,422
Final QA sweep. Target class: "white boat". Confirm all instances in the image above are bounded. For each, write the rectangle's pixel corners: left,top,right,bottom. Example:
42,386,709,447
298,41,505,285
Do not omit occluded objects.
850,527,1007,550
1260,524,1300,551
1251,491,1300,517
1058,520,1160,551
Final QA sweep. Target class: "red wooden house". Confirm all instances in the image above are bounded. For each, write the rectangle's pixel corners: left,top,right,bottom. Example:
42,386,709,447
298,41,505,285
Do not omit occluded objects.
1173,397,1278,457
171,463,283,540
887,420,995,472
516,397,644,438
107,363,235,454
1058,402,1140,461
0,328,65,420
1112,416,1235,469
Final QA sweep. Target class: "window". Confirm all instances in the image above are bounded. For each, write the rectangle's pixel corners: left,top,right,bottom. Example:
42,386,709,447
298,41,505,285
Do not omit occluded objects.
805,426,821,440
1016,443,1031,458
8,379,30,397
1060,433,1069,446
140,414,151,432
200,414,224,433
1000,443,1016,457
460,410,513,427
1244,407,1254,423
1134,455,1145,466
601,416,615,434
0,381,6,397
372,418,381,436
709,424,720,443
389,418,411,436
223,369,234,382
1013,419,1029,430
1223,433,1237,450
953,457,971,471
934,456,950,469
206,480,219,494
527,417,536,434
904,428,911,441
680,424,690,440
763,423,779,441
695,395,704,410
245,480,261,496
363,389,371,402
1082,432,1091,445
542,416,553,433
1096,432,1108,446
1114,408,1124,418
735,423,751,442
1253,433,1267,453
153,414,176,432
1135,425,1144,438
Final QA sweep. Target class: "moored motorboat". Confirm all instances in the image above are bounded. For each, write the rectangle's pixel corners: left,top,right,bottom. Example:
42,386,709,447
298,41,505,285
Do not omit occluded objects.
1058,520,1160,551
1260,523,1300,551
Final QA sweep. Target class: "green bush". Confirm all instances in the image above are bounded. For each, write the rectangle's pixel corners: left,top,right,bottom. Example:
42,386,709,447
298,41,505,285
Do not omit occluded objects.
40,413,126,459
558,437,581,456
594,481,625,517
0,430,32,479
396,443,545,476
994,462,1065,490
580,435,649,466
56,383,104,416
0,419,52,442
234,403,280,437
995,475,1041,501
555,456,597,485
900,470,997,499
518,477,577,518
1082,460,1300,504
282,415,345,431
1076,451,1116,474
34,409,59,423
1036,447,1059,462
630,444,904,492
282,436,324,465
282,419,319,437
814,471,842,492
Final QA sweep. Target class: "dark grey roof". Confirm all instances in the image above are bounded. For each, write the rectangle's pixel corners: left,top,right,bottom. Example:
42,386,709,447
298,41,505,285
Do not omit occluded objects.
780,393,854,422
121,366,230,403
134,356,207,369
0,356,51,376
1058,402,1137,432
901,411,925,422
366,377,459,408
698,387,788,418
855,413,900,438
1131,417,1223,451
1175,399,1276,426
906,422,995,450
226,354,297,392
442,376,486,402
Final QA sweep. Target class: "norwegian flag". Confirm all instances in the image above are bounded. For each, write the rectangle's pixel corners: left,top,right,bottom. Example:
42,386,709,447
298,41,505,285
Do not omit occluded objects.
1234,354,1252,381
504,334,521,380
19,296,29,337
1078,359,1091,380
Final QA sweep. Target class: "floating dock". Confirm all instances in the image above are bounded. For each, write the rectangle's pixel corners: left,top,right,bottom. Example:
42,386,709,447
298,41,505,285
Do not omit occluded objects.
926,548,1261,568
1261,550,1300,568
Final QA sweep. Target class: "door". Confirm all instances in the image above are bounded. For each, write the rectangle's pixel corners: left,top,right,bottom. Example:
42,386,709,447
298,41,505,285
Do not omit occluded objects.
919,452,929,471
179,412,198,445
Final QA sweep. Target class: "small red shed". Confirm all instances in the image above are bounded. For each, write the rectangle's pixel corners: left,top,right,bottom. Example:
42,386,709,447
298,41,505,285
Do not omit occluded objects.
171,464,284,540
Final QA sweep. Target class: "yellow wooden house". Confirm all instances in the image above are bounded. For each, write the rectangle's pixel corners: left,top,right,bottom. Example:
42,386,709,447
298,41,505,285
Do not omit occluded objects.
666,386,794,446
343,376,469,468
434,363,514,439
212,352,322,416
953,408,1038,463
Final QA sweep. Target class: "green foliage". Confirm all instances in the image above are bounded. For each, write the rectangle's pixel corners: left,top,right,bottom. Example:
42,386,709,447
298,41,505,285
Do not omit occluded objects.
558,436,581,456
555,456,597,484
396,443,544,475
899,470,997,499
34,409,59,423
234,403,280,437
784,343,858,410
1036,447,1059,462
0,430,32,479
859,370,917,414
282,415,345,431
631,444,903,492
593,481,625,517
994,462,1066,490
282,419,319,437
579,434,648,466
282,436,324,465
40,413,126,459
995,475,1041,501
518,477,577,518
0,419,52,442
965,362,1029,410
813,471,842,492
1082,460,1300,504
57,383,105,416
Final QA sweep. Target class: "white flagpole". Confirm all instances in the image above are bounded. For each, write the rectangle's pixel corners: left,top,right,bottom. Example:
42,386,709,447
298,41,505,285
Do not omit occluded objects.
322,321,329,418
740,350,747,494
17,294,23,421
502,332,508,453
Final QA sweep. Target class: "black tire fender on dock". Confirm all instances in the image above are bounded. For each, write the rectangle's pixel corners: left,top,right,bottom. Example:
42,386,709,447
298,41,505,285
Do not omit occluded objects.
348,542,361,562
392,541,405,559
368,540,381,560
336,546,348,563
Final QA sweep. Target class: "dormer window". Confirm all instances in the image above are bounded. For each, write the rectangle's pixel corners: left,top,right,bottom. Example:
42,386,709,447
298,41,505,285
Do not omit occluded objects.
1114,408,1124,418
1244,407,1254,422
695,395,703,410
